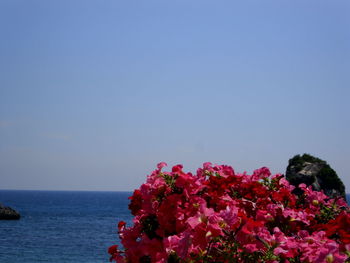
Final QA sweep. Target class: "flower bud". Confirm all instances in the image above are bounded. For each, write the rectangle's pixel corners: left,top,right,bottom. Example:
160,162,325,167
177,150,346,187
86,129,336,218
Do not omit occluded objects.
326,254,334,263
205,231,212,237
193,203,200,209
219,220,227,228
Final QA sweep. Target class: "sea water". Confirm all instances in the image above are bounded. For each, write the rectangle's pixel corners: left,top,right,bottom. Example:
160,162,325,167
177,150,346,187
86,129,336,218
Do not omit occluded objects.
0,190,132,263
0,191,349,263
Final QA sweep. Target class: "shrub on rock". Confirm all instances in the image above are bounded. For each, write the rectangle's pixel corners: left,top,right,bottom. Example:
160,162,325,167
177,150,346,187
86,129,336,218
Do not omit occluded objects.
286,154,346,200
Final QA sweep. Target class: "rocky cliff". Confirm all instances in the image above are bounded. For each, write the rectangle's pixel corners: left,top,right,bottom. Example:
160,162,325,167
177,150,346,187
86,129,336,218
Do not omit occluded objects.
286,154,346,200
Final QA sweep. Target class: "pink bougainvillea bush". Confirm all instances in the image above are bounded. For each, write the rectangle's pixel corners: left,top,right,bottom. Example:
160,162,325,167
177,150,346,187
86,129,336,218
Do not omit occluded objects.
109,163,350,263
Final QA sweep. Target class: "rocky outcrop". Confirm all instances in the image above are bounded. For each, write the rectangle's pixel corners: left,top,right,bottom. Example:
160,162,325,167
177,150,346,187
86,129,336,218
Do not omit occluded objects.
0,203,20,220
286,154,346,200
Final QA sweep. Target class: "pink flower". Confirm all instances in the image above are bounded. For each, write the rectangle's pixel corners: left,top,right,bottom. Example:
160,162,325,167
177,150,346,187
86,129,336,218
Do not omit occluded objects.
282,208,312,225
163,231,191,259
157,162,167,170
109,162,350,263
219,204,240,228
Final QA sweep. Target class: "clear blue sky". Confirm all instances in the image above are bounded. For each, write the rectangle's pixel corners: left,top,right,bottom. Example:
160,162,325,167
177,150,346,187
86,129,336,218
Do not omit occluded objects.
0,0,349,191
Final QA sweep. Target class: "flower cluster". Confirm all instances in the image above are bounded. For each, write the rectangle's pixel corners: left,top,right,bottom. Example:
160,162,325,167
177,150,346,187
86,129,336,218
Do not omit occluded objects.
109,163,350,263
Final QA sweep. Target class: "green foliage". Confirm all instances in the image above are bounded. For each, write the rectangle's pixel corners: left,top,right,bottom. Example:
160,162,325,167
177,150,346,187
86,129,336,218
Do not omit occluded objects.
315,203,339,224
318,167,345,193
167,252,181,263
163,173,178,188
142,215,160,240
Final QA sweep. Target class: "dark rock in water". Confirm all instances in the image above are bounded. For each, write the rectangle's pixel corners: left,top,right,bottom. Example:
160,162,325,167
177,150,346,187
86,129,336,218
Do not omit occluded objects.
286,154,346,201
0,203,20,220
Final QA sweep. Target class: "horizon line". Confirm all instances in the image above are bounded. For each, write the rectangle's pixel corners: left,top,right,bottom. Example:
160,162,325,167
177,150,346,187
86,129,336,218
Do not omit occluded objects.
0,188,133,192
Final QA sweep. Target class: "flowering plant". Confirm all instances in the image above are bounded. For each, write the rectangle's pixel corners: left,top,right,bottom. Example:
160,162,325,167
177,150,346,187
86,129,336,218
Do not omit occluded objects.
109,163,350,263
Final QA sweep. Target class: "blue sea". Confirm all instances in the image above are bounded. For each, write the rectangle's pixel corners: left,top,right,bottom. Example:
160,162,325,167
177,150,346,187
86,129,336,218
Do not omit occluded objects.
0,190,133,263
0,191,349,263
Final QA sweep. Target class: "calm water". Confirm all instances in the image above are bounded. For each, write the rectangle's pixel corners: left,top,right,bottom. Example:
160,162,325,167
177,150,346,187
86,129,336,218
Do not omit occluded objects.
0,191,349,263
0,190,132,263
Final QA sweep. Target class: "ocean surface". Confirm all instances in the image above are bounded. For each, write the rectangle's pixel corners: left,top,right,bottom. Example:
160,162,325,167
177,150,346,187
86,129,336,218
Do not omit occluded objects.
0,190,133,263
0,191,349,263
